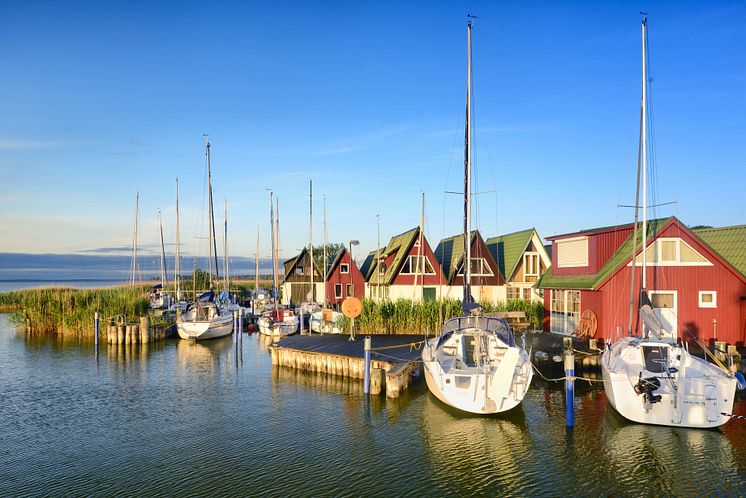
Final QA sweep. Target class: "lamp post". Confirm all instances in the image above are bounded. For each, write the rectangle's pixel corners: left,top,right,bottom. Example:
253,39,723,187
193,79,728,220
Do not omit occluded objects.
348,239,359,298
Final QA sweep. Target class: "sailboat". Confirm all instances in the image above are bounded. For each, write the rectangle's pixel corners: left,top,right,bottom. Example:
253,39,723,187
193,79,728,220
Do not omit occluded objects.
169,178,189,313
257,193,299,336
149,210,172,310
176,137,234,340
422,18,533,415
600,17,738,429
309,194,343,334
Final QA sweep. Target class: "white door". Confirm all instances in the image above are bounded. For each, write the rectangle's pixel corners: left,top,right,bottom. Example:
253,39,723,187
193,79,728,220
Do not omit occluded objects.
650,291,677,341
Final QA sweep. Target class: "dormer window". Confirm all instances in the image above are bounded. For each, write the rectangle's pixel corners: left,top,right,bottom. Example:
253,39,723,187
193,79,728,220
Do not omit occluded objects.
457,258,494,276
400,255,435,275
556,236,588,268
630,238,711,267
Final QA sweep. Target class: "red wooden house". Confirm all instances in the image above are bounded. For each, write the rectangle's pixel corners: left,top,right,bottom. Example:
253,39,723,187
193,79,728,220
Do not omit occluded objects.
366,226,447,302
537,217,746,346
324,247,365,306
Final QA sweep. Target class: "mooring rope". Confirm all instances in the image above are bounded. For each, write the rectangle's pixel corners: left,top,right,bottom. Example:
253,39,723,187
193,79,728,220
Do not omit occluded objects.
721,412,746,420
531,362,605,385
369,340,425,352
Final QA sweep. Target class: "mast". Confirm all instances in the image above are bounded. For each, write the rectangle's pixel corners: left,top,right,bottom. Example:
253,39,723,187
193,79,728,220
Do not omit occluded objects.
376,213,380,302
255,225,260,290
158,210,168,289
323,195,328,306
274,197,280,310
224,199,229,295
269,191,277,307
309,179,314,303
462,17,474,308
640,17,648,292
175,178,181,300
627,106,643,335
130,191,140,288
414,192,425,300
205,136,214,289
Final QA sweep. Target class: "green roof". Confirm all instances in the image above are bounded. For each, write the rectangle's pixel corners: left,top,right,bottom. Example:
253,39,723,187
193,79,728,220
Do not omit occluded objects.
359,251,376,281
369,227,419,285
486,228,536,281
538,217,674,290
693,224,746,278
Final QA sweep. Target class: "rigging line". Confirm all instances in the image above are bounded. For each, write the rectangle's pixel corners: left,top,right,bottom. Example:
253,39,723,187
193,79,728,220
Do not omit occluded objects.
618,201,678,209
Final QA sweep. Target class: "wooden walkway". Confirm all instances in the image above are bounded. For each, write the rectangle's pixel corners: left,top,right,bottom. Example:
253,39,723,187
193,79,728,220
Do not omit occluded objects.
269,334,426,398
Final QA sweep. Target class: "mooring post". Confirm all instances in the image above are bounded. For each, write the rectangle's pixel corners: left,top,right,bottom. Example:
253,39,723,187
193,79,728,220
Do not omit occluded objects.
300,304,305,336
564,337,575,428
238,307,244,343
364,336,372,395
233,310,239,343
94,312,100,350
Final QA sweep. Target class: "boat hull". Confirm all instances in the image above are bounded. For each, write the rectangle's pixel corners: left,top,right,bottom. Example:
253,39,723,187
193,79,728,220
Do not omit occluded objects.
601,338,736,428
257,316,298,336
177,314,233,340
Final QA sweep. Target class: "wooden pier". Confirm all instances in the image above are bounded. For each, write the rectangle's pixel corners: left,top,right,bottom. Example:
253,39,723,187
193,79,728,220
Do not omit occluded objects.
269,334,425,398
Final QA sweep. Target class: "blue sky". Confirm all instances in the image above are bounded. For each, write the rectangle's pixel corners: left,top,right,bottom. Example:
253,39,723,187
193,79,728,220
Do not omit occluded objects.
1,0,744,264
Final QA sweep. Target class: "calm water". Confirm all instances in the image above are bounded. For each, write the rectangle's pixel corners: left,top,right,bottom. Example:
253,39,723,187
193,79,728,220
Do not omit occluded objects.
1,314,744,496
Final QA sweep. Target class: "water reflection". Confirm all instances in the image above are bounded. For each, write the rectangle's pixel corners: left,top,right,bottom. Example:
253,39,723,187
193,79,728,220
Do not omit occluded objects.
175,336,235,378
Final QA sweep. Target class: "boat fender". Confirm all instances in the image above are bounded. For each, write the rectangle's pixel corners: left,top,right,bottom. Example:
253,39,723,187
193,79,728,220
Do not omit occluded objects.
736,371,746,391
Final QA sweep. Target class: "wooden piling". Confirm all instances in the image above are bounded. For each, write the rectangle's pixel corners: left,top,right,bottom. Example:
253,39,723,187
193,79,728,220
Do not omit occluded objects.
140,316,149,344
117,324,125,345
370,367,384,395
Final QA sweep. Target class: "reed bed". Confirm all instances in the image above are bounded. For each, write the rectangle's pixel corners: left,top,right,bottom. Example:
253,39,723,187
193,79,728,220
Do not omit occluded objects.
0,287,149,336
339,298,545,335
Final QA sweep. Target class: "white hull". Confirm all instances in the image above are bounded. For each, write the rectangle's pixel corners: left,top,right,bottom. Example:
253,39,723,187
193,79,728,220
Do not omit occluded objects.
309,310,343,334
422,317,533,415
257,314,298,336
177,305,234,340
601,337,737,428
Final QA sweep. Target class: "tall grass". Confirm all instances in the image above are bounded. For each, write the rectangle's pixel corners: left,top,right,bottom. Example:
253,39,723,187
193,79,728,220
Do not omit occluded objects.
0,287,149,336
339,298,545,335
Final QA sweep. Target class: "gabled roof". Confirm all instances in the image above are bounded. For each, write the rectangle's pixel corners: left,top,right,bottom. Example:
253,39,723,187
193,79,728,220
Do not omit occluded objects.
485,228,536,281
360,250,381,281
434,230,500,283
325,247,346,280
283,247,322,281
693,224,746,278
538,217,674,290
368,227,419,285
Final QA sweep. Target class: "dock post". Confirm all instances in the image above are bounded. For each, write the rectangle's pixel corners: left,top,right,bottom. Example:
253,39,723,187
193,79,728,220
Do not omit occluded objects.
364,336,372,395
233,311,238,343
94,312,100,349
564,337,575,428
140,316,149,344
300,304,305,336
239,308,243,342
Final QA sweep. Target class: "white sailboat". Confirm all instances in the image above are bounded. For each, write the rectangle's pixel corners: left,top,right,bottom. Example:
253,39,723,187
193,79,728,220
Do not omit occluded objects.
257,193,299,336
421,18,533,415
149,210,172,310
601,17,738,429
177,137,234,340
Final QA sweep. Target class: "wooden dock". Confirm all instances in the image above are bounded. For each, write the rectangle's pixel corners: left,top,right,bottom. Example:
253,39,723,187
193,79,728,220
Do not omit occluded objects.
269,334,425,398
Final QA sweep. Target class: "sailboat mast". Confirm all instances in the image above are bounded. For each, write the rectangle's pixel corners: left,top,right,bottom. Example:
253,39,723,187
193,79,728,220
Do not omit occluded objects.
255,225,260,290
323,195,327,306
269,191,277,306
463,18,473,305
223,201,228,293
205,137,214,289
175,178,181,300
414,192,425,300
130,191,140,288
274,198,280,309
158,210,168,288
640,17,648,291
309,179,314,303
376,213,380,302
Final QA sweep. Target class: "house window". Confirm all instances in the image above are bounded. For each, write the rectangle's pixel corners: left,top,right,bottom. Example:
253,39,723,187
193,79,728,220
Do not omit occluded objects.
550,290,580,334
507,287,520,300
698,291,717,308
346,284,354,297
631,238,711,267
524,252,540,282
340,264,349,274
295,267,304,276
556,237,588,268
400,255,435,275
334,284,343,299
522,288,533,300
457,258,494,277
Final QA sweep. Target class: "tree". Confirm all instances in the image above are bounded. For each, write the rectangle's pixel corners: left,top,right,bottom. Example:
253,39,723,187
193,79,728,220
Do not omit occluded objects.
312,243,345,276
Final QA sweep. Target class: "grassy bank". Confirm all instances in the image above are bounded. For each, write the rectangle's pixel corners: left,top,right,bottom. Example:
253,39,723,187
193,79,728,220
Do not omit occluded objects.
339,298,545,335
0,287,149,336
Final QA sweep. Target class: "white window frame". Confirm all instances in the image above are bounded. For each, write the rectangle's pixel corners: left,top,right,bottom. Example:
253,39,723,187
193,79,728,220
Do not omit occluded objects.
457,257,494,277
628,237,712,267
334,284,343,299
340,263,349,274
698,290,717,308
523,252,540,281
400,255,435,275
556,236,589,268
550,289,581,335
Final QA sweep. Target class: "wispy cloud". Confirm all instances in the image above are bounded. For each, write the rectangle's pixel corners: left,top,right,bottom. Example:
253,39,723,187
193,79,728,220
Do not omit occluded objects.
421,124,536,139
0,139,66,150
282,123,413,157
